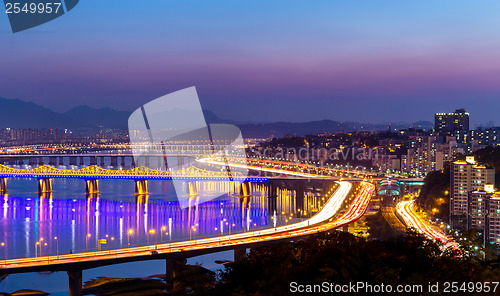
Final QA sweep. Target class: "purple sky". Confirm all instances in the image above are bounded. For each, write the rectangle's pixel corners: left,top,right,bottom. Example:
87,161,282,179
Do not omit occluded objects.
1,1,500,126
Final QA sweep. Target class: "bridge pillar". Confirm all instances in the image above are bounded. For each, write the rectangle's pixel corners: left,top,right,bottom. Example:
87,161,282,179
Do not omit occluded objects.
135,180,148,195
111,157,118,167
69,156,77,166
59,156,64,166
120,156,126,166
0,178,6,193
234,248,246,262
67,270,83,296
90,156,97,166
240,182,252,198
79,156,84,166
177,157,184,168
157,156,163,170
165,258,186,281
38,157,44,165
295,182,305,213
267,181,277,212
49,156,57,166
100,156,105,167
38,178,53,193
85,179,99,194
29,157,36,165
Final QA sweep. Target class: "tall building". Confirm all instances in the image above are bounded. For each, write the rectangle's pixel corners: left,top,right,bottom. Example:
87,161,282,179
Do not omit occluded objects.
435,109,469,135
450,156,494,227
468,184,500,245
401,135,443,176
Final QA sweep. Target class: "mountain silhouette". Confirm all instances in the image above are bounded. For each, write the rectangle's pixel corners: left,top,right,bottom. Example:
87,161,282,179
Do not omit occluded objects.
0,97,433,136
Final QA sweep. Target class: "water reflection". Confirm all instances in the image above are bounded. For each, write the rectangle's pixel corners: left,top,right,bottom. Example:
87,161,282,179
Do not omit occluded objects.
0,180,321,260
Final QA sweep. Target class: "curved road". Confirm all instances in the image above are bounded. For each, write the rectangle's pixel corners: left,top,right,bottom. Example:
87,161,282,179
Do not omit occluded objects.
396,200,459,252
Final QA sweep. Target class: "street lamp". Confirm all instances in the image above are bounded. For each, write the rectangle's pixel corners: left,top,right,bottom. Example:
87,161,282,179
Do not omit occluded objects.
86,234,91,252
127,229,133,247
161,226,166,243
35,242,40,257
148,229,156,245
190,226,196,241
1,242,5,265
54,237,59,258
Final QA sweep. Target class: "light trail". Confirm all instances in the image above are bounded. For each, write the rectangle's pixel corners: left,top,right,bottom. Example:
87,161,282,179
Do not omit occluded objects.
1,181,377,270
396,200,460,252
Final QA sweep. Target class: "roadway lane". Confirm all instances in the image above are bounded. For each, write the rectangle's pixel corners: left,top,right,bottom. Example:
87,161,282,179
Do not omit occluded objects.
396,200,459,252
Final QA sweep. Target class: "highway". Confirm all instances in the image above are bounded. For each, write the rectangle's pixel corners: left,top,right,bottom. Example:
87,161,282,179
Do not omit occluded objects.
198,156,373,179
1,181,377,272
396,200,460,252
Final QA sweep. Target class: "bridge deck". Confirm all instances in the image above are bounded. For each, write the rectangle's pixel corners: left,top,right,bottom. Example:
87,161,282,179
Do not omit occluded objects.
1,181,375,274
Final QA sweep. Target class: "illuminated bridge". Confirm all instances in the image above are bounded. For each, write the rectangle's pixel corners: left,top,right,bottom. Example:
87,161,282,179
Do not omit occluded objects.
0,164,259,195
0,181,375,296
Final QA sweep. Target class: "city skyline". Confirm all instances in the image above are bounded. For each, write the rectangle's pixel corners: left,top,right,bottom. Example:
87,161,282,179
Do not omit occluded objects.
1,1,500,126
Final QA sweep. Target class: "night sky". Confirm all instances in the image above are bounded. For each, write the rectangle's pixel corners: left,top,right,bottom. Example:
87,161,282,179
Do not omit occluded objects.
1,1,500,126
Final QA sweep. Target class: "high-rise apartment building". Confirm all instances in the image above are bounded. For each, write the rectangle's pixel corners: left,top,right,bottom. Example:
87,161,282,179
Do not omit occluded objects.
468,184,500,245
435,109,469,135
450,156,494,226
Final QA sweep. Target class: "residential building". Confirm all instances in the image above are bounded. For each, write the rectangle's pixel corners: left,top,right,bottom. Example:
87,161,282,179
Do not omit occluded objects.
450,156,494,227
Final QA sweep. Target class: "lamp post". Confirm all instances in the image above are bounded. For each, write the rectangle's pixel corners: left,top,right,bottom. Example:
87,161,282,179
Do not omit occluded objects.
1,242,5,265
86,234,91,252
127,229,133,247
39,238,44,257
148,229,156,245
35,242,40,257
161,226,166,243
54,237,59,259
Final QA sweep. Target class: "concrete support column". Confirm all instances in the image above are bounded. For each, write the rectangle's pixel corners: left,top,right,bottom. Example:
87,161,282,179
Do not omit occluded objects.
67,270,83,296
165,258,186,280
177,157,184,168
295,182,305,213
38,178,53,194
79,156,84,166
234,248,246,262
267,182,277,212
135,180,148,195
0,178,6,193
240,182,252,198
100,156,105,167
69,156,77,166
85,179,99,194
111,157,118,167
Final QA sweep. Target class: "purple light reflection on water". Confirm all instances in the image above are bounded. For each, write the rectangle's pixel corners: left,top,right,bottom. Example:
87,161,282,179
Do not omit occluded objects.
0,177,311,260
0,188,271,259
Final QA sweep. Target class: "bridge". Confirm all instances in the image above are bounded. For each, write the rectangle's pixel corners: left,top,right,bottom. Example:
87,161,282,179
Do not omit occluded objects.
0,181,375,296
0,153,195,168
0,164,260,195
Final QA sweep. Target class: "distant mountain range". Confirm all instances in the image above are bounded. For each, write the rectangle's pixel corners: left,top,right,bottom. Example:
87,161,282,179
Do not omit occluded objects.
0,97,433,137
